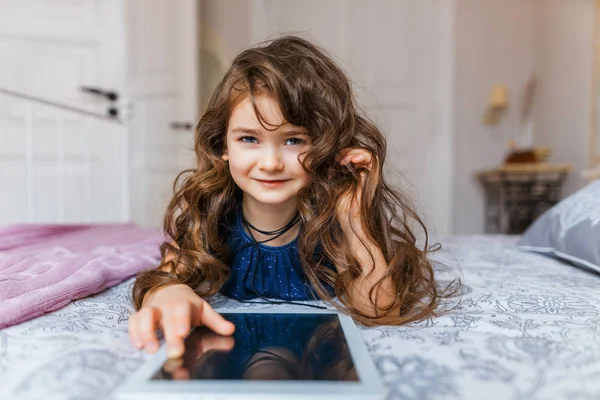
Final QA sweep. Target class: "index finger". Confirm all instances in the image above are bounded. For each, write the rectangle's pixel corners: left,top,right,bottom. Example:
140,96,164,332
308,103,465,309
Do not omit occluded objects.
162,305,191,358
191,300,235,336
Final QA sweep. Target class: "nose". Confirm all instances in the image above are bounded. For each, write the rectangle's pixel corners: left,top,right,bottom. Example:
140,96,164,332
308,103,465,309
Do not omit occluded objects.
257,148,284,172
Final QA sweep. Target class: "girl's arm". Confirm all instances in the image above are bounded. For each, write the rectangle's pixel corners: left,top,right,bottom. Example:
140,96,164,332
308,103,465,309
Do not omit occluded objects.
341,219,398,317
336,148,398,317
140,248,181,306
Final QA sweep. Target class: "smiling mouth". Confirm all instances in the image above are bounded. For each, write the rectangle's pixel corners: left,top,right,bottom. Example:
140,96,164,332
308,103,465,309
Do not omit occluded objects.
254,179,290,185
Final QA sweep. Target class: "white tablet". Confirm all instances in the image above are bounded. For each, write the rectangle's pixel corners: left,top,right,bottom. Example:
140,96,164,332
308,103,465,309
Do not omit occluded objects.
116,308,385,400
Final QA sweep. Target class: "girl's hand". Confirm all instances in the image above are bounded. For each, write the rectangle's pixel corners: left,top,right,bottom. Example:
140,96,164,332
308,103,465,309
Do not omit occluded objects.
335,148,378,227
128,284,235,358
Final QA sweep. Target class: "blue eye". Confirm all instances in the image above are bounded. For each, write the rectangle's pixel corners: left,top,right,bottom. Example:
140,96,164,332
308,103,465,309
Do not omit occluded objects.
240,136,258,144
285,138,304,146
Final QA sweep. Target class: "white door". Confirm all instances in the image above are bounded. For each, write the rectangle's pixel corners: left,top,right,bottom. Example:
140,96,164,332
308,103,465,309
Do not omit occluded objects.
0,0,198,227
126,0,199,228
248,0,454,234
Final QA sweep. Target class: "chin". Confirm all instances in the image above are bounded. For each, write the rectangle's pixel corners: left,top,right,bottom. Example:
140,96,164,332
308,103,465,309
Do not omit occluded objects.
249,193,297,205
240,186,297,205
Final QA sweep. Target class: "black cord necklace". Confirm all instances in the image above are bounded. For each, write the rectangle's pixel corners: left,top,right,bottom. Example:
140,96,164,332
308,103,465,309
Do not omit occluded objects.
241,211,301,245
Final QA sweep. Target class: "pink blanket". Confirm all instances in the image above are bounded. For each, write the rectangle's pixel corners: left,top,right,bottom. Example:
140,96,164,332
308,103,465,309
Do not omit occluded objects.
0,224,164,328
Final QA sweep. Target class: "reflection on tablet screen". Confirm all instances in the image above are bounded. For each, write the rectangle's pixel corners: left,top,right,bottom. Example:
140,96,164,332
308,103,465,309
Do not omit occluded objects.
151,313,358,381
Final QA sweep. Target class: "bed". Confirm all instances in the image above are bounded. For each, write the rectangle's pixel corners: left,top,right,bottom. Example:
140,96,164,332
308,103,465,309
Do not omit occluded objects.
2,232,599,400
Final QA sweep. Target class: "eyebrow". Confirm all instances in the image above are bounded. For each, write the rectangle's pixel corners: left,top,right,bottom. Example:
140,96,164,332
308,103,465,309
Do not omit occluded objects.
230,127,308,136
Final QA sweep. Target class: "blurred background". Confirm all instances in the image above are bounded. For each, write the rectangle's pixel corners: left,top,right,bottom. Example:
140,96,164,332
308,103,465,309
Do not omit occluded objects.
0,0,598,236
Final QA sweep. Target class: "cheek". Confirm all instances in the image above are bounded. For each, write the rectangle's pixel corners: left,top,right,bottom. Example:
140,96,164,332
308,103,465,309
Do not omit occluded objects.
228,159,249,182
289,155,310,188
287,152,307,176
228,146,250,167
226,151,250,183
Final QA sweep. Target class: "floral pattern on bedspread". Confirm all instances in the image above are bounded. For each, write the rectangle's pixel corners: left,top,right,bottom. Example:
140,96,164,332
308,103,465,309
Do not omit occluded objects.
2,235,600,399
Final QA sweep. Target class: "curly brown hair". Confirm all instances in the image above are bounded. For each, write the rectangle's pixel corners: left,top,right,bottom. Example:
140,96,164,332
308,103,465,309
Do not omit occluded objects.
132,35,461,326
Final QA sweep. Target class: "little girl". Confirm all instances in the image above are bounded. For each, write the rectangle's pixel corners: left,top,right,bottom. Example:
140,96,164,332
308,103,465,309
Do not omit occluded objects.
128,35,459,359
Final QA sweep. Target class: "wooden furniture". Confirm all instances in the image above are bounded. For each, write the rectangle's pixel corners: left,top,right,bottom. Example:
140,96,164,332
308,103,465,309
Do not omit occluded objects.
477,163,571,234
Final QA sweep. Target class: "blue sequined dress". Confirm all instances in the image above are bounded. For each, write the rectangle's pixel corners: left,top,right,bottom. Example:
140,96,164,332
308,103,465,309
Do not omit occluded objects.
219,208,334,301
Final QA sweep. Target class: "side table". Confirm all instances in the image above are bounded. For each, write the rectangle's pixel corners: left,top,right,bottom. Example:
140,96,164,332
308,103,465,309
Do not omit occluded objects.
477,163,571,234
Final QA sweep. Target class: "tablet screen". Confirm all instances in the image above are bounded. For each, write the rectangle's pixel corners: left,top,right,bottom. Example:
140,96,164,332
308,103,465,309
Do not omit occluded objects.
151,313,358,381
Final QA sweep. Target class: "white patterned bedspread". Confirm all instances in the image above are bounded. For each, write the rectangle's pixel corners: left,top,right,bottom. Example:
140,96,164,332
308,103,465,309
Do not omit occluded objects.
2,235,600,400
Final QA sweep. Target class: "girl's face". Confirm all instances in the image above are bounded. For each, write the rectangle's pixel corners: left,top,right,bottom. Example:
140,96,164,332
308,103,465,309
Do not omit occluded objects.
223,94,311,207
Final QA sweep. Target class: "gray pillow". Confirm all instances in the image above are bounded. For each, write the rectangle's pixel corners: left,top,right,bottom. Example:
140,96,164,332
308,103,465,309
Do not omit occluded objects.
518,180,600,274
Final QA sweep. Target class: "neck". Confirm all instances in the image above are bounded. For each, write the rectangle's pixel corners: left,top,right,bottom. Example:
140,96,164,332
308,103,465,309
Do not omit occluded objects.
242,195,300,245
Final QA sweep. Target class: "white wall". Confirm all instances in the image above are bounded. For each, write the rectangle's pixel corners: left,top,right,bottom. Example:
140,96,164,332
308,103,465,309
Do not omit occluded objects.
199,0,251,111
533,0,595,196
453,0,537,233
